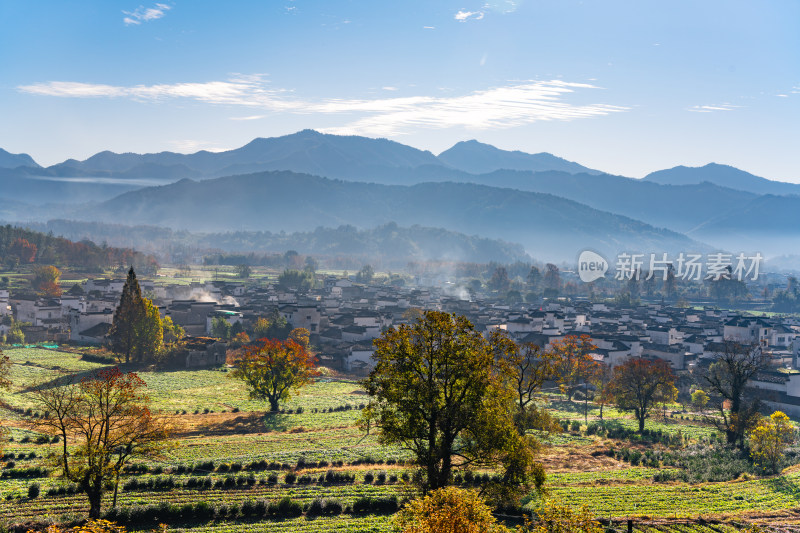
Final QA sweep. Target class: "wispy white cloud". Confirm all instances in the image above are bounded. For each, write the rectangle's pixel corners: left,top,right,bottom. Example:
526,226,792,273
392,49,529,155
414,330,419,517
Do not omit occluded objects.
123,3,171,25
455,10,484,22
19,75,294,108
229,115,267,121
455,2,517,22
688,103,740,113
319,81,627,136
423,26,436,30
382,86,398,91
18,76,628,136
483,1,518,14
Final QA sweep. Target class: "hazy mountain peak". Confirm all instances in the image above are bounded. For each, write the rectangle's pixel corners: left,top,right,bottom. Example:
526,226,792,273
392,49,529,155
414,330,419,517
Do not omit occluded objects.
644,163,800,196
437,140,600,175
0,148,39,169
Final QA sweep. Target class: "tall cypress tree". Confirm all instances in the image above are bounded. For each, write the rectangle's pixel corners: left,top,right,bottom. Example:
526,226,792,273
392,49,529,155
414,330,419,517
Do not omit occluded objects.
110,267,144,363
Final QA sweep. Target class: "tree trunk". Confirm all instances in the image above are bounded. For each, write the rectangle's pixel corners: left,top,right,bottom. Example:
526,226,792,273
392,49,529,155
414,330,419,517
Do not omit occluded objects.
438,454,452,490
269,398,279,412
61,430,70,478
112,470,120,508
87,485,103,519
726,426,737,445
426,457,439,493
635,409,645,433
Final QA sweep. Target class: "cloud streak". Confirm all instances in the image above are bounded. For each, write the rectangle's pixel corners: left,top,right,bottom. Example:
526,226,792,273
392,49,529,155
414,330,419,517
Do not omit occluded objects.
18,76,628,136
455,10,484,22
688,103,740,113
123,3,171,25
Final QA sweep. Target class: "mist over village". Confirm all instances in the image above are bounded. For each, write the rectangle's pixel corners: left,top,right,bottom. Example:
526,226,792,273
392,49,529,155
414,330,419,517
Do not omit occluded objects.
1,1,799,532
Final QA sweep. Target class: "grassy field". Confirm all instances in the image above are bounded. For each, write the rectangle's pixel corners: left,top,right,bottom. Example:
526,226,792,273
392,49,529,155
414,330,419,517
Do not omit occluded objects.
2,346,800,532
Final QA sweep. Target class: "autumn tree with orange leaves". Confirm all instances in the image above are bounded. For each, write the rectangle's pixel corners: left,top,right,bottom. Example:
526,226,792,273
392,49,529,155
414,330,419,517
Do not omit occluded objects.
231,338,318,412
32,265,62,298
547,335,599,401
32,368,171,518
9,238,36,263
609,358,675,433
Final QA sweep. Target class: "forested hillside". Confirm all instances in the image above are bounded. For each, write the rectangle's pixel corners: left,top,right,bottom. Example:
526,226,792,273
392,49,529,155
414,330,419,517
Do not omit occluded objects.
0,225,157,272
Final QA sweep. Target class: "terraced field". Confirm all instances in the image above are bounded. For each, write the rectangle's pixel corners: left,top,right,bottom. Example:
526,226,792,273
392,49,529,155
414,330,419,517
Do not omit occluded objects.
2,346,800,532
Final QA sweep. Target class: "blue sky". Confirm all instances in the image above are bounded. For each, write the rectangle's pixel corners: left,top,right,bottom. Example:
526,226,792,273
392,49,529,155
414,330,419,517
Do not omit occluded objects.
1,0,798,181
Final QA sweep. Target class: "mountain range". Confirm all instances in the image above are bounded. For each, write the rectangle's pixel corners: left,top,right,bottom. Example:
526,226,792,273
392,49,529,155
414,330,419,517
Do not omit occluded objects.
0,148,38,170
65,170,698,260
2,129,798,263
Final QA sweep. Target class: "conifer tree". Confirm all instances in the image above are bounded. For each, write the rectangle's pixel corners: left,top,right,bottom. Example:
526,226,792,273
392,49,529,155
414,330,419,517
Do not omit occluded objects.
110,267,145,363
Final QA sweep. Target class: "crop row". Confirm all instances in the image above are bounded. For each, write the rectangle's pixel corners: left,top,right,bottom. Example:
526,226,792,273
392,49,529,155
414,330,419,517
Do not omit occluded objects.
544,471,800,517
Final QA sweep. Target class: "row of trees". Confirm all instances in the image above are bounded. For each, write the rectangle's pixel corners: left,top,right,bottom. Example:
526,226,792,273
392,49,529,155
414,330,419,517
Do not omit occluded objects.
472,259,764,304
502,333,676,434
359,313,791,494
0,225,158,272
226,312,681,496
209,308,297,345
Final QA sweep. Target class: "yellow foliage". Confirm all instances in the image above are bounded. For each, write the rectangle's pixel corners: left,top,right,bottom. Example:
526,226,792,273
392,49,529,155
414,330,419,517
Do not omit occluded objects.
28,520,126,533
749,410,795,474
393,487,510,533
523,500,603,533
27,520,167,533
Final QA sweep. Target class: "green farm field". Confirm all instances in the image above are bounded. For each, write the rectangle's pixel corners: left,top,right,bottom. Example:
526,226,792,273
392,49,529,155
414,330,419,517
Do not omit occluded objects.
2,346,800,532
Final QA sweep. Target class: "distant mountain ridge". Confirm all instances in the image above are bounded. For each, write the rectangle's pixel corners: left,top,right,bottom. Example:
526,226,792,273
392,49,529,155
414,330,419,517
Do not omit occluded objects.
68,169,702,261
4,129,800,262
0,148,38,169
644,163,800,197
1,130,602,184
37,130,444,183
438,140,601,175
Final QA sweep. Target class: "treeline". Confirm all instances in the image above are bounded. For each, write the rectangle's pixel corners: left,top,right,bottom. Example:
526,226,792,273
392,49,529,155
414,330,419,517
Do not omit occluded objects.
27,220,530,267
0,225,157,272
204,250,307,269
199,223,529,266
771,277,800,312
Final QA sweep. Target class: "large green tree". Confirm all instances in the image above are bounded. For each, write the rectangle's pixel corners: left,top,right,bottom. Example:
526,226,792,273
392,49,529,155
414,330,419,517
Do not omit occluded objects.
252,308,292,340
132,298,163,362
109,267,163,363
363,311,543,494
277,269,314,291
110,268,143,363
